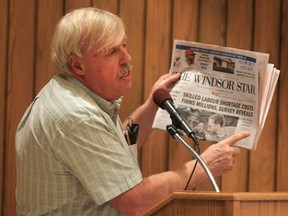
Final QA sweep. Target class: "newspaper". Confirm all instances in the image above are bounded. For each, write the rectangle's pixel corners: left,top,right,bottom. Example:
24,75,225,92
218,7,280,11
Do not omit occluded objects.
152,40,280,150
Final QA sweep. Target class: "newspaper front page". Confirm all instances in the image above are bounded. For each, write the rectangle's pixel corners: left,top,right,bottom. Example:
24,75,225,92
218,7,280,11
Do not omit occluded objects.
152,40,277,150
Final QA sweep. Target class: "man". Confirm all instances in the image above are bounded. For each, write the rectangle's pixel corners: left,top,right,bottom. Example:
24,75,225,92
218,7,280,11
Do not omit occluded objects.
177,106,200,129
179,48,201,73
206,113,236,142
184,48,196,65
16,7,249,215
195,122,206,140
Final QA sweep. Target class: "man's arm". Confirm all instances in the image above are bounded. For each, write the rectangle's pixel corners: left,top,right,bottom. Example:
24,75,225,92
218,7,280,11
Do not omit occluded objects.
123,73,181,148
109,131,250,216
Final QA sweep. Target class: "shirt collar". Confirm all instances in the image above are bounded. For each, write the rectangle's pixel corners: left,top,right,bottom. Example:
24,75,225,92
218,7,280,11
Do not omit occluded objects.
58,73,122,123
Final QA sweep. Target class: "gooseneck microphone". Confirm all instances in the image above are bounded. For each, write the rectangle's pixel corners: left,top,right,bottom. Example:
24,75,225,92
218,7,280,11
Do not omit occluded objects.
153,88,196,140
153,88,220,192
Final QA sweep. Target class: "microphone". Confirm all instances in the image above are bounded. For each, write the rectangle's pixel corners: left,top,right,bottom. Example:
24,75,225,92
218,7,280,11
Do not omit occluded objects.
153,88,196,140
153,89,219,192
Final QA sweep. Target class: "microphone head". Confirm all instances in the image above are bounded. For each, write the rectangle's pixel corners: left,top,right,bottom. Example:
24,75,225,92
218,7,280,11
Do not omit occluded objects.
153,88,173,109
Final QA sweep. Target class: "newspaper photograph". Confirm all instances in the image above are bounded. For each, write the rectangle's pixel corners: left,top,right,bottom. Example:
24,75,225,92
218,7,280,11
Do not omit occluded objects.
152,40,279,150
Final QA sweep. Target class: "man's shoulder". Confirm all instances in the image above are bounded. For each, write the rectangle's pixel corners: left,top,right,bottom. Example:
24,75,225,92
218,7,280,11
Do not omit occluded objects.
38,77,103,132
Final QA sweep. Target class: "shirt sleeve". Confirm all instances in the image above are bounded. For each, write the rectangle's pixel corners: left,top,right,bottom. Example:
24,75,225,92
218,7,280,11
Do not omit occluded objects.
53,115,143,205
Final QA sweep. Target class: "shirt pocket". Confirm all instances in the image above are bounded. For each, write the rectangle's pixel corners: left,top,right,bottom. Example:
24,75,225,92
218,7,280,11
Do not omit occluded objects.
126,144,139,167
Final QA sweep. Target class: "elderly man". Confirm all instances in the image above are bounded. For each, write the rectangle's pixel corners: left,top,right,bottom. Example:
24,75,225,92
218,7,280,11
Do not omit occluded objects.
16,7,249,215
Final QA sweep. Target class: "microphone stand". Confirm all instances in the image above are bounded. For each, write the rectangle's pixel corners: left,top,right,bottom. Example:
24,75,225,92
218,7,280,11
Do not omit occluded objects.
166,124,220,192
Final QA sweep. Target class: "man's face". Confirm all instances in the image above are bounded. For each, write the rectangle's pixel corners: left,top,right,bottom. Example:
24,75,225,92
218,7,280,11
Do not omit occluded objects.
197,122,204,132
77,37,132,101
187,112,199,126
207,118,218,134
185,54,195,65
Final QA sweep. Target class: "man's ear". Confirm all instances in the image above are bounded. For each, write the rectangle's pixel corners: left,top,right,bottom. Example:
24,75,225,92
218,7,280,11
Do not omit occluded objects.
69,55,84,76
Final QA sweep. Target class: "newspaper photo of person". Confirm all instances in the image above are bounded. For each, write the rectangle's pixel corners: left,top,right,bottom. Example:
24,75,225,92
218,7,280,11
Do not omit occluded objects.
179,48,201,73
194,122,206,140
177,105,200,129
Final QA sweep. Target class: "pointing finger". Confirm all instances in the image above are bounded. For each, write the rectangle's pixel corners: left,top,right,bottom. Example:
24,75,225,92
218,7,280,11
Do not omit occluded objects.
219,131,250,147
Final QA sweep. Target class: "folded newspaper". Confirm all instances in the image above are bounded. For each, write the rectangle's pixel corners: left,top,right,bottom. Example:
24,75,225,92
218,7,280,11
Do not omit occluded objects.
152,40,280,150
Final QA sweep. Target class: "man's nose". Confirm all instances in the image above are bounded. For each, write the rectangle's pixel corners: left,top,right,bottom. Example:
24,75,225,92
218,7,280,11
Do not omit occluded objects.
120,48,132,63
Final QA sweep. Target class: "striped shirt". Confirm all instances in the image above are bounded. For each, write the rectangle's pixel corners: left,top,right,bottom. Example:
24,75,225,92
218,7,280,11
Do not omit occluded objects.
16,73,143,215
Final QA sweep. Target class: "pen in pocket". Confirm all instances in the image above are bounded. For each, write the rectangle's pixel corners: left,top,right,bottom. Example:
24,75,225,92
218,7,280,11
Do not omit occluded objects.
124,118,139,145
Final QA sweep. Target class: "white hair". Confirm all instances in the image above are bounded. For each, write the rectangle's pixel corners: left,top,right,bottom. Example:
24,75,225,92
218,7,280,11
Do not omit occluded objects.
51,7,126,73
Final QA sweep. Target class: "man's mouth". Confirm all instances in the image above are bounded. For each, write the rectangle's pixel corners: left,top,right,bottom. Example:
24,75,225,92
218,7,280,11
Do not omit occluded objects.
120,69,129,77
120,64,132,78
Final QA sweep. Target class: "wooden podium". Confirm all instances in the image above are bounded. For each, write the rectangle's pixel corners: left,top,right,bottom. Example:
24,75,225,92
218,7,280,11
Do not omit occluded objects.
143,191,288,216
